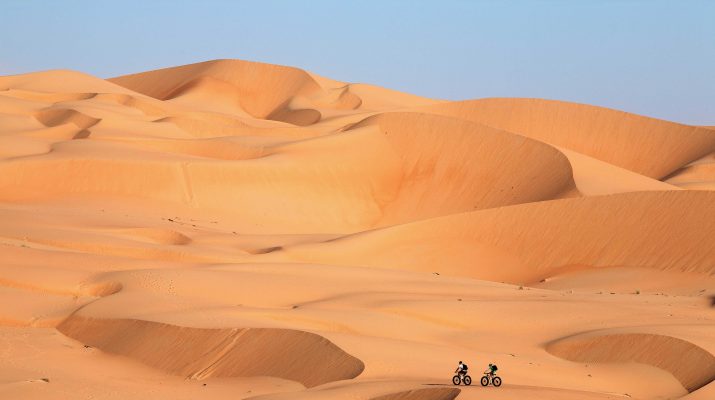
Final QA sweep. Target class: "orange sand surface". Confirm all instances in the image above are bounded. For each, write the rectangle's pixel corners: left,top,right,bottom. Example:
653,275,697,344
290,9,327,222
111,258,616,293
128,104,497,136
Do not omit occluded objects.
1,59,714,400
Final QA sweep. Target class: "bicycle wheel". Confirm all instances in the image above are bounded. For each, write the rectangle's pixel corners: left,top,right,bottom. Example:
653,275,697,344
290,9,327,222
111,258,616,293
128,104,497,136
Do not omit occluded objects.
452,375,461,385
480,376,489,386
493,376,502,387
463,375,472,385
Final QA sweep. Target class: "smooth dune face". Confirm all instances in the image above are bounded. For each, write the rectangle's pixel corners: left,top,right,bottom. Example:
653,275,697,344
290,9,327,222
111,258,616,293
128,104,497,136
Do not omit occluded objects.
1,59,714,400
275,191,715,281
419,98,715,179
351,112,578,225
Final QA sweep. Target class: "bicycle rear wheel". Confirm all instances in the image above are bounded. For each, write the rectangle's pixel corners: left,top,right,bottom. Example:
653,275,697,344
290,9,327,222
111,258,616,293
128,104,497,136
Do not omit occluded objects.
493,376,502,387
464,375,472,385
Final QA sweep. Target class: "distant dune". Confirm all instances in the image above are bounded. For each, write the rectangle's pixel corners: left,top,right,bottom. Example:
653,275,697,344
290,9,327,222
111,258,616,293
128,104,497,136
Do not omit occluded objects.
0,59,713,400
419,98,715,179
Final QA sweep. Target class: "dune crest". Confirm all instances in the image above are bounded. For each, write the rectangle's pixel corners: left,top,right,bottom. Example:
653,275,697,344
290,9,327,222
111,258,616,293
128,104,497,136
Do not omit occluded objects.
110,60,339,125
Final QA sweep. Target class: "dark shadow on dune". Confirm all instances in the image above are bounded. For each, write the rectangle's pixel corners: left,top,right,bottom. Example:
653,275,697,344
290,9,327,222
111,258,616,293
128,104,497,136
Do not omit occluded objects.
370,387,460,400
58,316,364,387
247,246,283,254
72,130,91,139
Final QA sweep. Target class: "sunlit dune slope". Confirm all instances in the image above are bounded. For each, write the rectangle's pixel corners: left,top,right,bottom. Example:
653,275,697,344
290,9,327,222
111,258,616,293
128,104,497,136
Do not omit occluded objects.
557,147,681,195
347,112,579,225
273,191,715,282
419,98,715,179
665,152,715,190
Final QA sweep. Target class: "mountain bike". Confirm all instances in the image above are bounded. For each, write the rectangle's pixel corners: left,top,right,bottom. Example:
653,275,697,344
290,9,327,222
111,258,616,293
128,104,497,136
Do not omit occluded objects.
480,371,502,387
452,372,472,385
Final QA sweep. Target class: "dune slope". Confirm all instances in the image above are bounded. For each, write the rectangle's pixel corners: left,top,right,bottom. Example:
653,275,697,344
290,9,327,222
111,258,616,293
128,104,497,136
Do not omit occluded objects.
58,316,364,387
420,98,715,179
547,332,715,392
274,191,715,281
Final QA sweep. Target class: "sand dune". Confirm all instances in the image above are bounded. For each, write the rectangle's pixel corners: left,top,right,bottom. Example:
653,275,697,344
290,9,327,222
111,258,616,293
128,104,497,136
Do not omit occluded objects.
547,332,715,392
274,191,715,281
58,316,364,387
1,59,713,400
109,59,438,126
109,60,363,125
350,112,578,225
252,382,461,400
419,98,715,179
110,60,323,118
35,108,101,131
0,69,138,94
665,152,715,190
370,388,461,400
557,147,681,195
0,88,96,104
0,112,577,233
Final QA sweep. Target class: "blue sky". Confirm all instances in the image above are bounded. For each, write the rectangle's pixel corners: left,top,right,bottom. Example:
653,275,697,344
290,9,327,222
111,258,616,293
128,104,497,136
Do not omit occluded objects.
1,0,713,124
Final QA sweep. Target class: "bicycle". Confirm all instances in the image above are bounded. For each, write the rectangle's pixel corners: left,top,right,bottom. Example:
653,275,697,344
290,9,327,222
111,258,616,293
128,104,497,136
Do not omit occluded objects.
452,372,472,385
480,371,502,387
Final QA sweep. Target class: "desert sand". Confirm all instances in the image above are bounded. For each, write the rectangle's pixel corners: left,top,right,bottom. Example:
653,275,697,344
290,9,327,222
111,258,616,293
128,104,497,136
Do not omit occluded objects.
0,59,714,400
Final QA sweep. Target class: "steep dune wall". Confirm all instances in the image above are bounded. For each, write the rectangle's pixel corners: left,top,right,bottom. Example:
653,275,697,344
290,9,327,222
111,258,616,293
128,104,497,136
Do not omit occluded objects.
351,112,578,225
342,121,550,213
547,333,715,392
57,316,364,387
421,98,715,179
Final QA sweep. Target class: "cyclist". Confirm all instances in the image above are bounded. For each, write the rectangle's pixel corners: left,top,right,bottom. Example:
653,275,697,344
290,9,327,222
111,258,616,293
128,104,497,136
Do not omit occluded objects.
485,363,498,376
455,361,469,376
